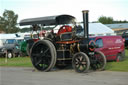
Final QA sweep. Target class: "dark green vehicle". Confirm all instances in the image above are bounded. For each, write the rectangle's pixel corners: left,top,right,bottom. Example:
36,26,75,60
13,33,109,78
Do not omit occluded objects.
20,35,34,56
20,41,27,56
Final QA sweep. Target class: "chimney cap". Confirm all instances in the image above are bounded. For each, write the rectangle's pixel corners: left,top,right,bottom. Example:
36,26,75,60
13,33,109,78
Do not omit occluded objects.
82,10,89,13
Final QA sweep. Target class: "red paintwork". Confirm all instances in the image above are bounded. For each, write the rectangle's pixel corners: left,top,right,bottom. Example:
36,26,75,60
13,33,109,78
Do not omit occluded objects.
93,36,125,61
33,39,39,42
57,25,72,36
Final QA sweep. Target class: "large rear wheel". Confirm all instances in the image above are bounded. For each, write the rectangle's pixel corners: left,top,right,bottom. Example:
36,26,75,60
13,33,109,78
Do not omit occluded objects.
72,52,90,73
30,40,56,72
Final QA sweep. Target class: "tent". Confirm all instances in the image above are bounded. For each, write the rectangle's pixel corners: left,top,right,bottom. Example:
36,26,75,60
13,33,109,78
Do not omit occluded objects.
0,34,16,39
88,23,114,35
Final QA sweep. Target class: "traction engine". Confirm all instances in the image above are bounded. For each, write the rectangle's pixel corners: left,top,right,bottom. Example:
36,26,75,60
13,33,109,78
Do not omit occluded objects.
20,10,106,73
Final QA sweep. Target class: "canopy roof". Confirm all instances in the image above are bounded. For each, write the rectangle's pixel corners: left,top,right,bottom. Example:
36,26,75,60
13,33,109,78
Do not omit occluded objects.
88,23,114,34
19,15,76,26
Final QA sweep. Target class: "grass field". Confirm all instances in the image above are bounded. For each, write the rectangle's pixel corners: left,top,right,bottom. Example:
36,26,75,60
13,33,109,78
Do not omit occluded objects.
105,49,128,72
0,57,33,67
0,50,128,72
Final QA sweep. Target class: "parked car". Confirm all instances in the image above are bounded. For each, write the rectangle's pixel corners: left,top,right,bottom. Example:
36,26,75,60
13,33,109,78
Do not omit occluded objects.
0,39,21,58
90,36,125,61
122,31,128,48
0,39,6,57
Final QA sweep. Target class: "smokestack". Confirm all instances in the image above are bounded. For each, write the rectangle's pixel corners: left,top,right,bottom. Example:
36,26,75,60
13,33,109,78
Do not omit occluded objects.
82,10,89,39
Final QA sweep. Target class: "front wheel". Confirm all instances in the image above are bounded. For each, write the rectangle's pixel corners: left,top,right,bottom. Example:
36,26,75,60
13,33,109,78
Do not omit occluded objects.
72,52,90,73
92,51,106,70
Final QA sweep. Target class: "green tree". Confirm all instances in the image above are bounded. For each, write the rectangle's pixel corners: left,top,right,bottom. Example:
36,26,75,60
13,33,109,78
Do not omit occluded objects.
113,20,128,23
0,10,19,33
98,16,114,24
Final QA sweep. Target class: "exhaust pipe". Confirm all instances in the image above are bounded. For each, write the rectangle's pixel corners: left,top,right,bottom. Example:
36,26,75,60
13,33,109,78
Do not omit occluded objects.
82,10,89,39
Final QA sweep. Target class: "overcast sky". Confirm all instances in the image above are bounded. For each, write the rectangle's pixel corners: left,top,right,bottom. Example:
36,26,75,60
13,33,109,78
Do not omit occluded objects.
0,0,128,22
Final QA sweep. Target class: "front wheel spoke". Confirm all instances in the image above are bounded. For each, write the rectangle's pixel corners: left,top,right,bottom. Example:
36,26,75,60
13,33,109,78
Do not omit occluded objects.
76,64,80,68
75,61,79,65
75,59,86,70
79,56,83,61
81,64,86,69
75,58,79,62
81,61,86,65
79,65,84,70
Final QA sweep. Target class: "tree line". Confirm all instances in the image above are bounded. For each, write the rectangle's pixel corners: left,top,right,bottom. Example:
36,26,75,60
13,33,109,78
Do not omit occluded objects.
98,16,128,24
0,10,128,33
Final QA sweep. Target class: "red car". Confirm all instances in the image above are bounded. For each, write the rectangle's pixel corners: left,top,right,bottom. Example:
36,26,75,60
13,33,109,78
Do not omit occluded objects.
90,36,125,62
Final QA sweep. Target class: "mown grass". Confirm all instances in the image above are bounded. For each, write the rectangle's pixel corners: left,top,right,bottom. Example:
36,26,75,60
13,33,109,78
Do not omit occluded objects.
0,50,128,72
0,57,33,67
105,49,128,72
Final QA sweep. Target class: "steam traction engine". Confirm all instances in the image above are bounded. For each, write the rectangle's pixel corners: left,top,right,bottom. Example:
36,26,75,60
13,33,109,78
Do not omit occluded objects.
20,10,106,73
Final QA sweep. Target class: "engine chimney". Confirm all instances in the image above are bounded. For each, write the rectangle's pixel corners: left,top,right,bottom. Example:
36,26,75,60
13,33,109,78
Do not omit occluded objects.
82,10,89,39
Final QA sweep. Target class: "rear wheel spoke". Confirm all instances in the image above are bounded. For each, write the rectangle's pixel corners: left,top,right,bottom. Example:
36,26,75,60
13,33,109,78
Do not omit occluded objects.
44,48,50,54
32,54,41,57
35,59,42,66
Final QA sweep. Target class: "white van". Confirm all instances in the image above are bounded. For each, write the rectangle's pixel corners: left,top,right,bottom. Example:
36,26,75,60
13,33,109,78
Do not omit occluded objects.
0,39,3,47
0,39,6,57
